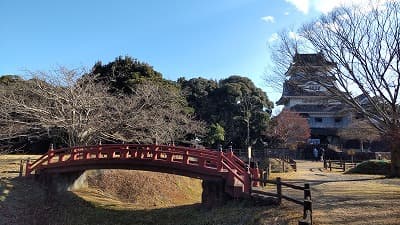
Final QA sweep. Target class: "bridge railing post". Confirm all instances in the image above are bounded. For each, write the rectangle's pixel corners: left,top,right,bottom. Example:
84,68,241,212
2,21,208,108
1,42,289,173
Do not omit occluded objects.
217,152,223,172
96,141,102,159
183,150,189,164
152,145,159,160
123,145,130,158
48,144,54,164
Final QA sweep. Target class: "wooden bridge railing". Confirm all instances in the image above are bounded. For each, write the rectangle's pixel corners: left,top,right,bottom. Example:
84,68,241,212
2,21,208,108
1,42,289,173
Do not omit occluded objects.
24,144,257,198
252,177,312,225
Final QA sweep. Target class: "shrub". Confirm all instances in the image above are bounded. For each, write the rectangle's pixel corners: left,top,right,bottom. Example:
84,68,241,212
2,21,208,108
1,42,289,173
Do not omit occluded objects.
347,160,391,175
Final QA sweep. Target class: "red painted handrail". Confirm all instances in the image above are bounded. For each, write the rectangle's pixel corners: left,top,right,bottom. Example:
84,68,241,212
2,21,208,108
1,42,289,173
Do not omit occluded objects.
26,144,254,197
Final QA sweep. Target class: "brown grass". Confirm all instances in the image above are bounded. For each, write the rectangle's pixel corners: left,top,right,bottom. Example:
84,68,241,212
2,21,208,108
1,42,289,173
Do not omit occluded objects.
79,169,202,209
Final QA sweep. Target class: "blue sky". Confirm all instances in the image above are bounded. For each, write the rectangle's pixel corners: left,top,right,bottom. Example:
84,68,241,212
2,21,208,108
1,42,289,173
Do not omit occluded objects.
0,0,350,106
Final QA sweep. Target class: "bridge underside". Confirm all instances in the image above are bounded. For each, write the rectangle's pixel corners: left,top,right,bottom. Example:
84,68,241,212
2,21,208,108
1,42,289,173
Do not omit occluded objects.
37,167,231,207
35,159,226,182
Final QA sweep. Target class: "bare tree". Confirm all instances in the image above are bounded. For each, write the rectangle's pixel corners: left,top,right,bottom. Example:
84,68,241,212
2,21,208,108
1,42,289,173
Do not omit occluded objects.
268,1,400,175
0,68,114,147
100,82,205,144
266,29,312,91
0,68,205,152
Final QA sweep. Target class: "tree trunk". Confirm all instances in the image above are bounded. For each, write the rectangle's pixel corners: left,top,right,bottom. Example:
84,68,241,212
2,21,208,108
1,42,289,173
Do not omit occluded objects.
388,128,400,177
390,145,400,177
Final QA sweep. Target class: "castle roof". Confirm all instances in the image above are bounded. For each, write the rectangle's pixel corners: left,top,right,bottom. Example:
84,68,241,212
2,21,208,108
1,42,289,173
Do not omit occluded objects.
277,53,337,105
292,52,335,67
285,52,336,76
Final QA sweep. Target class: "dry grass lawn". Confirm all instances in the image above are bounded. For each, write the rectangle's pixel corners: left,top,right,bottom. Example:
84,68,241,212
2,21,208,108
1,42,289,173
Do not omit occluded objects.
269,161,400,225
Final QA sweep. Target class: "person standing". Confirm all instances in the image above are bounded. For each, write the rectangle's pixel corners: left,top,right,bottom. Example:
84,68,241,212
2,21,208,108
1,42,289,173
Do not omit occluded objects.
313,147,319,161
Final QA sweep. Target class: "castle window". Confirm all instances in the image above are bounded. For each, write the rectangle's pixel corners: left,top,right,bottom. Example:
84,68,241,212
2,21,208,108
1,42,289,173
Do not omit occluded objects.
315,117,322,122
304,84,321,92
335,117,342,123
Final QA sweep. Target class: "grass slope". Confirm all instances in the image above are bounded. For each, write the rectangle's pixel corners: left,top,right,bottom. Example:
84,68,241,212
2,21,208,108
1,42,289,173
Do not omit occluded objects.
81,169,203,209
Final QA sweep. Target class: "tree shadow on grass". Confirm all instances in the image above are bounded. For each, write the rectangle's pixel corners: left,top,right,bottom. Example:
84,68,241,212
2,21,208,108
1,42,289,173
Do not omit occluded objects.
279,176,387,186
0,177,295,225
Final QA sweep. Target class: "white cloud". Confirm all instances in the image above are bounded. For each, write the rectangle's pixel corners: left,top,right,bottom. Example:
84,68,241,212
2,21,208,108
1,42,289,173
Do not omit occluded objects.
284,11,290,15
261,16,275,23
288,31,300,40
268,33,279,43
285,0,310,14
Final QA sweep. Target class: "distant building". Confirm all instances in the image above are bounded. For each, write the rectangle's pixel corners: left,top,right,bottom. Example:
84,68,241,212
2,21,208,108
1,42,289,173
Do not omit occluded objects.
277,53,352,145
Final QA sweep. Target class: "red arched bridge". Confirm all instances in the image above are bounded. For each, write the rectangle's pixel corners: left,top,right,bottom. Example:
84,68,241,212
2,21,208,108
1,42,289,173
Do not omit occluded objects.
25,144,260,204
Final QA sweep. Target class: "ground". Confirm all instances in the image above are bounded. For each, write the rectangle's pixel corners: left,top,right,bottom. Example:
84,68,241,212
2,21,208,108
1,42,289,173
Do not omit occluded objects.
267,161,400,225
1,155,400,225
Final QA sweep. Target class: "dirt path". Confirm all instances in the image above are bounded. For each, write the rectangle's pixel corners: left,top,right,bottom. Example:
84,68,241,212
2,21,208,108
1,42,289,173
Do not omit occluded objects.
273,161,400,225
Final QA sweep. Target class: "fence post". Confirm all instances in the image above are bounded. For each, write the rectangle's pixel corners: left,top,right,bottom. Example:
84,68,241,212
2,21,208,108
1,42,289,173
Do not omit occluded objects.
19,160,23,177
276,177,282,204
261,170,267,186
343,161,346,172
329,160,332,171
302,199,313,225
323,159,327,169
264,170,268,186
282,160,285,172
304,183,311,200
25,158,31,176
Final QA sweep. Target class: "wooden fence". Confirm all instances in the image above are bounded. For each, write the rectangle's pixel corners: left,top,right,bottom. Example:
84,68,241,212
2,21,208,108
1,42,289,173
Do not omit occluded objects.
324,159,360,172
229,148,298,173
252,177,312,225
278,156,297,172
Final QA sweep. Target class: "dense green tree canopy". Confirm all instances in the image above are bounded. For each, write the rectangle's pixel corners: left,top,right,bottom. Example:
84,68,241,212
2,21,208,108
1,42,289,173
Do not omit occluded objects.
179,75,273,149
178,77,218,121
205,123,225,147
91,56,165,94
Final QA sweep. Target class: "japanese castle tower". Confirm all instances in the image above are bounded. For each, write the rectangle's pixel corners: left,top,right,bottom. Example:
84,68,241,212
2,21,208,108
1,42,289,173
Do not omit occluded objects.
277,53,352,145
